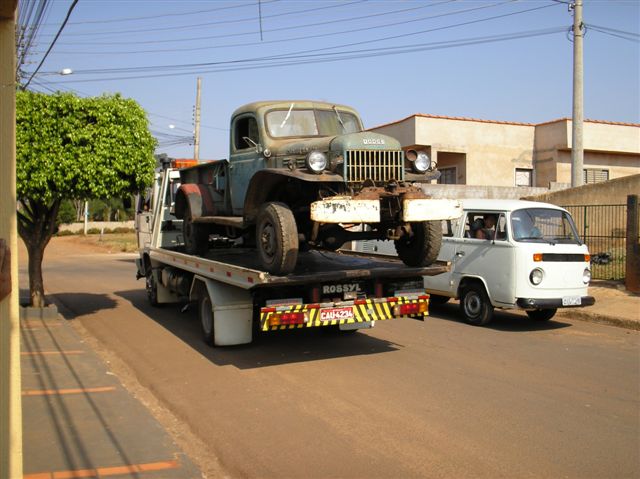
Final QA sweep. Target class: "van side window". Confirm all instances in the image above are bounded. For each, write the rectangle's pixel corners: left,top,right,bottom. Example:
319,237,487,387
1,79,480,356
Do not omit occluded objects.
464,213,485,239
464,212,506,241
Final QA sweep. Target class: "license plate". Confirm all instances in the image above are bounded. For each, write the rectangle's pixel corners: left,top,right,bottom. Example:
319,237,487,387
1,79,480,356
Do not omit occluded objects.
320,307,354,322
562,296,582,306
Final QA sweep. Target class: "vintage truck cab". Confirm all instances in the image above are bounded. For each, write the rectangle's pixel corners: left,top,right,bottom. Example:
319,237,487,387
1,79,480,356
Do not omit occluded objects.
174,100,461,275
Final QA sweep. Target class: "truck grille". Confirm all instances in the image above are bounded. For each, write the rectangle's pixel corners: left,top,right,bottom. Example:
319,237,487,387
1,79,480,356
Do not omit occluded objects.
344,150,404,184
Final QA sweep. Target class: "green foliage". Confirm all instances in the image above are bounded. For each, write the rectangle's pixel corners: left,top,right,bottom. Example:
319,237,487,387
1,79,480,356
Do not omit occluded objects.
16,90,157,203
57,199,77,225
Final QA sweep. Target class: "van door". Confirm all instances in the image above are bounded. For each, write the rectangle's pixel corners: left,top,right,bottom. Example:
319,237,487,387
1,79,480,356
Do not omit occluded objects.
451,212,515,306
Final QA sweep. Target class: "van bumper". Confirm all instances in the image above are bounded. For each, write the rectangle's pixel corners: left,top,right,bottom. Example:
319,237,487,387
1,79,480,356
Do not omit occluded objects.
516,296,595,310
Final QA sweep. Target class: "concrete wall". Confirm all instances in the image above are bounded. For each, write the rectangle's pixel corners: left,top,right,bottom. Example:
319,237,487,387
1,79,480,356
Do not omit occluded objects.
525,174,640,206
0,4,22,478
59,220,135,233
421,184,548,200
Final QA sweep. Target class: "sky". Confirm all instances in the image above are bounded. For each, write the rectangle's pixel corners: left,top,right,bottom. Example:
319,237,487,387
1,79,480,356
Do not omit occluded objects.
19,0,640,161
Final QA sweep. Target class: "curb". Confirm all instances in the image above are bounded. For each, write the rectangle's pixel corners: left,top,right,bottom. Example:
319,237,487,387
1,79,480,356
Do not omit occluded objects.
556,310,639,331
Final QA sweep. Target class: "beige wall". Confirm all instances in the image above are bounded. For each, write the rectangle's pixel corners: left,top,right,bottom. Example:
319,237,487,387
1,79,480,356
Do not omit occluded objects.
1,2,22,478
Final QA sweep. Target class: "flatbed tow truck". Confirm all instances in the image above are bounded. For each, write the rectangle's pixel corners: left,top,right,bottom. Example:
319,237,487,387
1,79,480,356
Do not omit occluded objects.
135,161,449,346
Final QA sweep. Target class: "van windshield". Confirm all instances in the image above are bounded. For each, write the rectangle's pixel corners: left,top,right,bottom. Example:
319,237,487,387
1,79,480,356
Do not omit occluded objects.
266,107,361,138
511,208,581,244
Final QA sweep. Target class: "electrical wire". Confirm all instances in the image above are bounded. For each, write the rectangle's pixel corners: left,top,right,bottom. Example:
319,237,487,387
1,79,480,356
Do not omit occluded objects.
587,23,639,43
38,0,367,37
21,0,79,90
59,0,280,25
52,1,453,48
45,26,566,84
38,1,556,77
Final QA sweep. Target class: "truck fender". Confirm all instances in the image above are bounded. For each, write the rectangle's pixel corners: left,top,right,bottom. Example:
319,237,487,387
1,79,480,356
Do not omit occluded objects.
243,169,342,223
174,184,216,220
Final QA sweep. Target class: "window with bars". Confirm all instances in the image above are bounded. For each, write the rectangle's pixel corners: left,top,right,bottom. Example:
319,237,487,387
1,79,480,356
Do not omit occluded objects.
583,169,609,184
438,167,457,184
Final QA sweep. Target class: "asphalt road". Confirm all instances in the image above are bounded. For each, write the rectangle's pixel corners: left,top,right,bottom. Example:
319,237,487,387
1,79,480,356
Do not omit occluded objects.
22,240,640,478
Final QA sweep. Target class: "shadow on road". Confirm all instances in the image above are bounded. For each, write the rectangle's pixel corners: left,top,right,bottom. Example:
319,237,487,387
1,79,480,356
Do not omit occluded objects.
51,292,118,319
114,288,403,369
428,302,572,332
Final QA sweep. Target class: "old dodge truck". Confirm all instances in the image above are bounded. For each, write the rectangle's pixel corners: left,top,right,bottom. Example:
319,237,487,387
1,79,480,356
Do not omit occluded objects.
174,100,461,275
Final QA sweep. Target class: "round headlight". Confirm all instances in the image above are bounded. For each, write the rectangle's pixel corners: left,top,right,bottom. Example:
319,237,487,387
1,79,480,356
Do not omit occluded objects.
530,268,544,285
583,268,591,284
413,151,430,173
305,151,327,174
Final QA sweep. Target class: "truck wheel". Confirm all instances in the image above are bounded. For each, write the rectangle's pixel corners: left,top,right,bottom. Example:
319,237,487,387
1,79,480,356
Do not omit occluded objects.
256,202,299,275
198,293,215,346
459,283,494,326
145,272,161,307
526,308,557,321
183,206,209,256
394,221,442,267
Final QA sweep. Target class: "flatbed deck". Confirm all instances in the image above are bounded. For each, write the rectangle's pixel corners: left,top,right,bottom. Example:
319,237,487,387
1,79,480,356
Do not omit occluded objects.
149,246,448,290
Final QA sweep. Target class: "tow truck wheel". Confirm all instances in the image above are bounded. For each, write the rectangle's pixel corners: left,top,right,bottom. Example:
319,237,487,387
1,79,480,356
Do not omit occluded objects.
183,206,209,256
256,202,299,275
526,308,557,321
394,221,442,267
199,293,215,346
459,283,494,326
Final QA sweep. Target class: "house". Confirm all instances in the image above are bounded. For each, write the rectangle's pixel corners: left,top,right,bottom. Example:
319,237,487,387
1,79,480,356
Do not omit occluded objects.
369,114,640,188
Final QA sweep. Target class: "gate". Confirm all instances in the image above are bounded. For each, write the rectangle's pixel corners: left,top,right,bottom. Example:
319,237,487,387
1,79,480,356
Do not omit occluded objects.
563,204,627,280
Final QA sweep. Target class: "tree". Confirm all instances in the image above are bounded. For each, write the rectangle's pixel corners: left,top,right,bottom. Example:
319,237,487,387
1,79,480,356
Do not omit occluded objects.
16,91,156,307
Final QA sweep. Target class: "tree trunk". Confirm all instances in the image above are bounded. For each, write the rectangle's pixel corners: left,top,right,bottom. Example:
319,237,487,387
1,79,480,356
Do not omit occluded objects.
26,243,45,308
17,198,61,307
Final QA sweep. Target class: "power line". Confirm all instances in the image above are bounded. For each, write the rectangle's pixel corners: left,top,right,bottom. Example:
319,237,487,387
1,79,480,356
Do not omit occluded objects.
59,0,280,25
52,1,451,48
45,26,566,84
587,23,640,43
38,0,367,37
39,1,555,77
21,0,79,90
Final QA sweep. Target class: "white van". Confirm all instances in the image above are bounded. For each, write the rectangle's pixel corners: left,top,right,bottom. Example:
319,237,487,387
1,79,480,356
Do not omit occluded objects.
357,199,595,326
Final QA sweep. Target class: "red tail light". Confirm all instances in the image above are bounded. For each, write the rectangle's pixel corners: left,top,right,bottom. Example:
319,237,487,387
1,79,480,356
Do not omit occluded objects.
394,302,428,316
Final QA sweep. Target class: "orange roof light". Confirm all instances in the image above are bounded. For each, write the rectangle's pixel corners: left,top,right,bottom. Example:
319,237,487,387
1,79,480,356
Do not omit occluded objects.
171,159,199,169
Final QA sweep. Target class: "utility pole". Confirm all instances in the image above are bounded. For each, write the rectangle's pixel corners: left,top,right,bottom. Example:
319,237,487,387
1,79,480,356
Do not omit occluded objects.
571,0,584,188
194,77,201,162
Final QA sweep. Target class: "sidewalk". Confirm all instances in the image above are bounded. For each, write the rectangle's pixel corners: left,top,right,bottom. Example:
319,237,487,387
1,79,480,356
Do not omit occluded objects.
555,280,640,330
20,314,203,479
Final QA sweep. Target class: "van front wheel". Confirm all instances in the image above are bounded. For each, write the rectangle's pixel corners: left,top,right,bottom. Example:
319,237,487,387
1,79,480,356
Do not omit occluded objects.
459,283,494,326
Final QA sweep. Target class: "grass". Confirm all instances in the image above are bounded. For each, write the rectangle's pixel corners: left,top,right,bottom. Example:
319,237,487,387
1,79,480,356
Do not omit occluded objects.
66,232,139,253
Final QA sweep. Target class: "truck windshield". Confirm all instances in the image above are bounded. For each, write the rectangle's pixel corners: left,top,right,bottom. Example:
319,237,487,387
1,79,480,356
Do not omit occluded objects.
266,108,361,138
511,208,581,244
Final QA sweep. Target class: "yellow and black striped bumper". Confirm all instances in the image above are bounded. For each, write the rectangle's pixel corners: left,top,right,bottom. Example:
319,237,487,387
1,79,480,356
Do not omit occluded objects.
260,296,429,331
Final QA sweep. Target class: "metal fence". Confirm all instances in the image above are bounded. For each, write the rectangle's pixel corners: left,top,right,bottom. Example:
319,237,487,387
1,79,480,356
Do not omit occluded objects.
563,204,627,280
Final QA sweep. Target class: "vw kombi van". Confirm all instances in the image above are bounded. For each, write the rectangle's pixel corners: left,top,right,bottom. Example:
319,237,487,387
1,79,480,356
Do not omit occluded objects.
358,199,595,326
